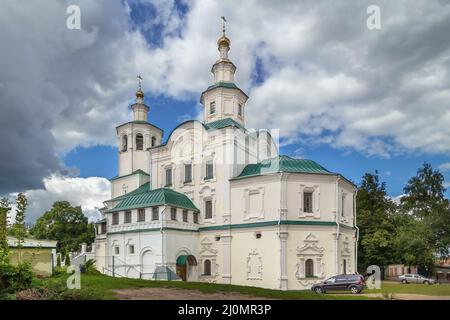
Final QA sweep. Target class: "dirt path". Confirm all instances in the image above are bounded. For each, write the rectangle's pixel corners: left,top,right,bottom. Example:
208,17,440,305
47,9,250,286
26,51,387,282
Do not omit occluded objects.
112,288,275,300
346,293,450,300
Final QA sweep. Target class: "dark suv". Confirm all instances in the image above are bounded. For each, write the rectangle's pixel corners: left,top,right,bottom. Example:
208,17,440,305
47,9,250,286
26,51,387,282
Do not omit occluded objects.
311,274,365,294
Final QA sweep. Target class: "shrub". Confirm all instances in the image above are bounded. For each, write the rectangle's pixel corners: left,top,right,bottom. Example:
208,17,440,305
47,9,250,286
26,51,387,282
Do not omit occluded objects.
0,262,34,293
80,259,100,275
64,254,71,266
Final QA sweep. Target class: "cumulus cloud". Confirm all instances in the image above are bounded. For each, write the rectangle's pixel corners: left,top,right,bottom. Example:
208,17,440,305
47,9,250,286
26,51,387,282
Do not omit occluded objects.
2,0,450,199
8,175,110,223
439,163,450,172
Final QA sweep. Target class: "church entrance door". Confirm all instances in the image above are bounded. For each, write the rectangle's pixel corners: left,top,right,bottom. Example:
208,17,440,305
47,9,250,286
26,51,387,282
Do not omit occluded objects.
176,255,197,282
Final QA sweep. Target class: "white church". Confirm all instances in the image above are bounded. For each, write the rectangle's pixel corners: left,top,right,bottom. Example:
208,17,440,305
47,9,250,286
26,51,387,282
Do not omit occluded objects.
92,26,358,291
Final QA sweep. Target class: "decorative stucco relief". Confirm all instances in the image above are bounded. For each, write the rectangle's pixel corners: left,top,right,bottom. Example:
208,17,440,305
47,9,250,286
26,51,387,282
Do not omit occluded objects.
296,233,326,286
246,249,263,280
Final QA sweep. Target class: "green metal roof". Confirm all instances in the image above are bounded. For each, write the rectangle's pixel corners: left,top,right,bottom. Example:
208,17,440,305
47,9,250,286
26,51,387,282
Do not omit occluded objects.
206,82,239,91
204,118,245,131
112,182,151,201
176,255,198,266
233,155,331,179
201,82,249,100
109,169,149,182
107,186,199,213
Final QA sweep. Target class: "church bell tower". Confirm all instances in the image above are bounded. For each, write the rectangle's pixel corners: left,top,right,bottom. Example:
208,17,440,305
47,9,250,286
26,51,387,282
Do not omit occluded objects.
200,17,249,127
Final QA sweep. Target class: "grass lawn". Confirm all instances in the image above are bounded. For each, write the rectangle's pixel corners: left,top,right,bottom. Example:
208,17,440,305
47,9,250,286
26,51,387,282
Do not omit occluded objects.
368,281,450,296
33,274,450,300
35,273,373,300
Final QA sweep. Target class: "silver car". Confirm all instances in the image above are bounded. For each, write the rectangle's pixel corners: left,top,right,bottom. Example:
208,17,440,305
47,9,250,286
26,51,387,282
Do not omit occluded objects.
398,274,436,284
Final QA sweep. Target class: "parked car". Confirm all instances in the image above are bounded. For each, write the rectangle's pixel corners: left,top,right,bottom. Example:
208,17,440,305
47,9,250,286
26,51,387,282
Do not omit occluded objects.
311,274,365,294
398,274,436,285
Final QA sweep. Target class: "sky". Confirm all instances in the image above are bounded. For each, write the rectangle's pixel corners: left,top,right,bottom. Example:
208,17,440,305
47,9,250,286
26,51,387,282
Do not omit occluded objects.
1,0,450,222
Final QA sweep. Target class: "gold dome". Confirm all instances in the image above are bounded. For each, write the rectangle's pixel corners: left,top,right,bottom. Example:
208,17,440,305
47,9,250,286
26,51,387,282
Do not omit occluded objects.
136,89,144,99
217,35,230,48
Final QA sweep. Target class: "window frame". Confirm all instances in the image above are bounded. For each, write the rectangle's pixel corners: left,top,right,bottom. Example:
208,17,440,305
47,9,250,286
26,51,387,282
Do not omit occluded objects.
182,209,188,222
122,135,128,152
165,167,173,187
204,200,213,219
129,245,135,255
305,259,314,278
151,207,159,221
170,207,177,221
112,212,119,225
124,210,132,224
137,208,145,222
203,259,212,276
210,101,216,115
136,133,144,151
205,160,214,180
303,191,313,214
184,163,192,183
238,104,242,116
193,212,199,224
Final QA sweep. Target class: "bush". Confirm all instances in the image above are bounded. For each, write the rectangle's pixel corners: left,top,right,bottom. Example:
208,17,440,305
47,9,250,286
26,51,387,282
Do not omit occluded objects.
64,254,71,266
80,259,100,275
0,262,34,293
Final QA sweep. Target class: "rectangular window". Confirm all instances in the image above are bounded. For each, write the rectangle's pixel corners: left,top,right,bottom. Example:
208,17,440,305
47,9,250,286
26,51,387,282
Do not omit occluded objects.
112,213,119,225
193,213,199,224
138,208,145,222
129,245,135,254
171,207,177,221
182,210,188,222
152,207,159,221
303,192,313,213
341,195,345,217
205,160,214,180
205,200,213,219
114,246,120,255
165,168,172,186
184,164,192,183
124,210,131,224
101,223,106,234
210,101,216,114
238,104,242,116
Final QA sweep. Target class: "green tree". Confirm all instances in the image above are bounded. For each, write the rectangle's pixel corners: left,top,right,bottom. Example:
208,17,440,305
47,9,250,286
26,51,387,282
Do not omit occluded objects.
356,171,397,270
393,213,435,273
11,193,28,263
30,201,95,254
64,253,71,266
0,198,11,266
400,163,450,259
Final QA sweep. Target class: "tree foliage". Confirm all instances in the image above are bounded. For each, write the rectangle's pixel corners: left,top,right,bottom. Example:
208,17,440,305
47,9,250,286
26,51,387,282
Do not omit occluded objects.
10,193,28,263
356,171,397,269
357,163,450,274
30,201,95,254
0,198,11,266
400,163,450,259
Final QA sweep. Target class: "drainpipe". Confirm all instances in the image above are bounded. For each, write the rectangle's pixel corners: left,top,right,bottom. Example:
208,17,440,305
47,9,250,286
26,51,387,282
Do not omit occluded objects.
335,175,341,275
354,189,359,273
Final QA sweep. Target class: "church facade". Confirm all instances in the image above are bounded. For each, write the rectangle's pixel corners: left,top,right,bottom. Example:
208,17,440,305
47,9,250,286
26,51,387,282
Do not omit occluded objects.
93,30,358,291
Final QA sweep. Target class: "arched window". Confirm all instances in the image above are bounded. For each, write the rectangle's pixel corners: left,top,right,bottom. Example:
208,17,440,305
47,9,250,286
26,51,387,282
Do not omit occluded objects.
151,136,156,147
122,135,128,152
305,259,314,278
136,133,144,150
203,259,211,276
